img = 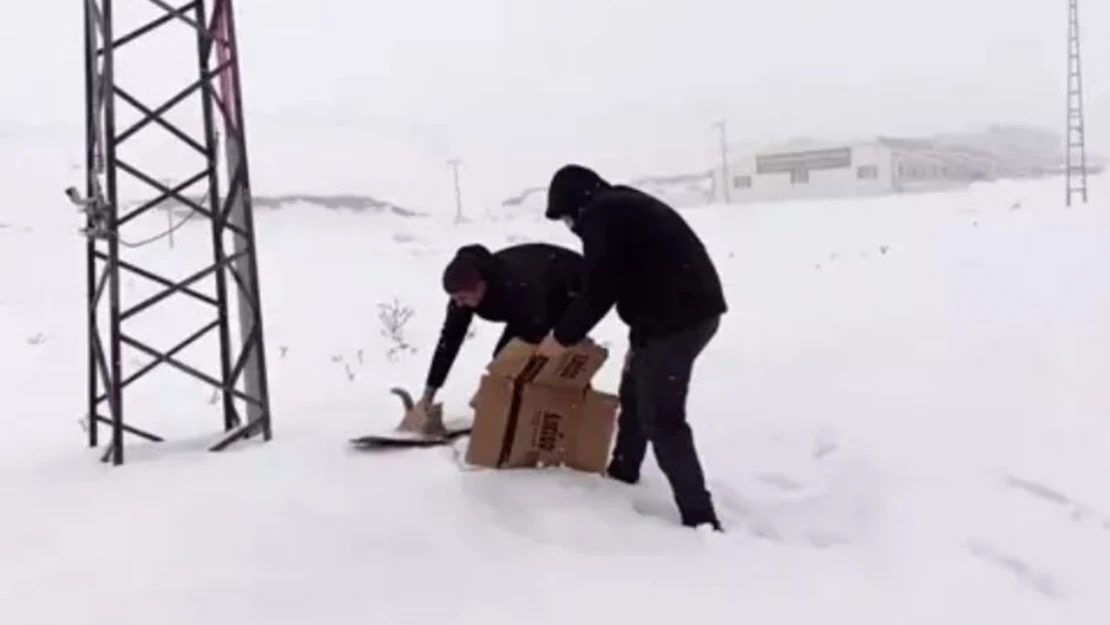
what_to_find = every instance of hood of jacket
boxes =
[544,164,611,229]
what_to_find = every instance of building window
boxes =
[733,175,752,189]
[790,169,809,184]
[756,147,852,174]
[857,165,878,179]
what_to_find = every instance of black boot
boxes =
[681,509,724,532]
[605,457,640,485]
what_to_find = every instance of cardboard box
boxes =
[464,338,619,473]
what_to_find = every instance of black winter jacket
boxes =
[550,184,727,348]
[425,243,583,390]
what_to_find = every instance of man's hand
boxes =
[419,386,437,410]
[536,333,568,359]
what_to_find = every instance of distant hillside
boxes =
[130,193,426,219]
[628,171,714,208]
[926,124,1106,177]
[492,170,713,221]
[252,194,425,217]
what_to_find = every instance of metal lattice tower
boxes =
[1066,0,1089,206]
[71,0,272,465]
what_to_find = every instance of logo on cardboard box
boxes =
[558,354,588,379]
[534,411,563,452]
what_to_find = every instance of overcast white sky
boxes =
[3,0,1109,210]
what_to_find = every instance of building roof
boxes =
[755,135,882,154]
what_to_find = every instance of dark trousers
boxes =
[610,316,720,527]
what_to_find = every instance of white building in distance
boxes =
[712,137,989,204]
[710,125,1086,204]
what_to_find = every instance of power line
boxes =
[119,206,199,249]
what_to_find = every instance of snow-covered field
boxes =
[3,130,1110,624]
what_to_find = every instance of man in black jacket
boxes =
[536,164,727,531]
[417,242,584,411]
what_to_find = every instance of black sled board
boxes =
[349,418,472,449]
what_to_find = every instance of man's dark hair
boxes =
[441,254,483,294]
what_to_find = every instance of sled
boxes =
[349,387,472,449]
[348,419,473,448]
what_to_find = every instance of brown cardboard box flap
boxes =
[464,377,516,467]
[486,338,609,389]
[532,341,608,390]
[563,390,619,473]
[485,339,544,379]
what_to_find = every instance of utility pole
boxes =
[1065,0,1088,206]
[712,120,730,204]
[447,159,463,223]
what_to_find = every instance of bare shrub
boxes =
[377,297,416,362]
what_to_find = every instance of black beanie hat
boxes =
[545,164,608,221]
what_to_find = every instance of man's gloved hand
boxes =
[419,386,437,408]
[536,333,568,359]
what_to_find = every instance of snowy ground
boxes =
[3,137,1110,624]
